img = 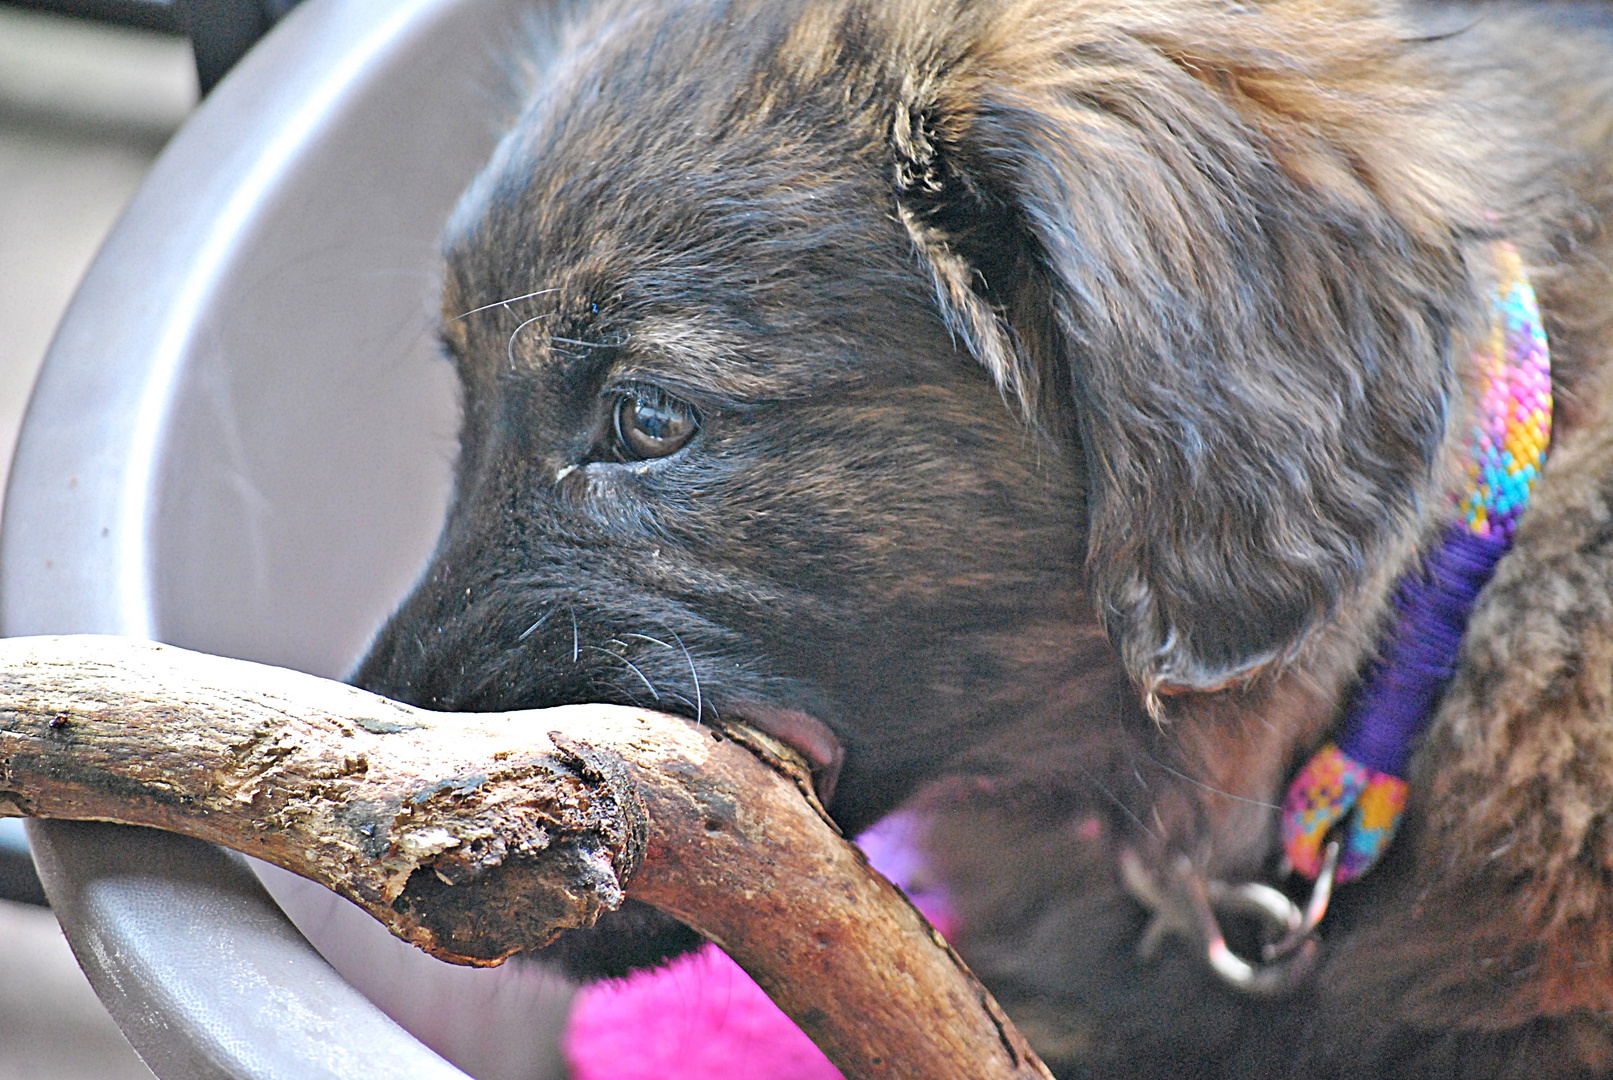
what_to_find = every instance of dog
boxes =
[352,1,1613,1075]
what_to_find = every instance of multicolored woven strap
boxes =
[1282,243,1551,884]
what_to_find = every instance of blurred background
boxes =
[0,7,579,1078]
[0,5,194,1076]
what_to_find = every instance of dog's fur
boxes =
[353,1,1613,1075]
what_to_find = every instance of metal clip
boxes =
[1262,839,1339,964]
[1121,841,1339,997]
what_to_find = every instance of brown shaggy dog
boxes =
[353,1,1613,1075]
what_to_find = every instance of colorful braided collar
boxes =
[1282,242,1552,885]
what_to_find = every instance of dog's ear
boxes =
[894,7,1487,698]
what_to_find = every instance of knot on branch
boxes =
[386,735,649,964]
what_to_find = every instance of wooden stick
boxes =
[0,635,1052,1080]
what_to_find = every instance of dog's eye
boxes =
[614,387,700,460]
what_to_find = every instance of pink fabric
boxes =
[563,813,952,1080]
[564,944,844,1080]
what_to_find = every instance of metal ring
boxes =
[1121,846,1332,997]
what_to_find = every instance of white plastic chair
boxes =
[1,0,575,1075]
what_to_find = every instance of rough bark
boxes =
[0,634,1052,1080]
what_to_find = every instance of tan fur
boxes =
[364,1,1613,1074]
[910,1,1613,1072]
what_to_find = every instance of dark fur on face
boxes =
[354,1,1613,1075]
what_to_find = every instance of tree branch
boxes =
[0,635,1052,1080]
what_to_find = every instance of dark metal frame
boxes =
[0,0,301,92]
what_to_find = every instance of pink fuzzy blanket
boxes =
[563,813,954,1080]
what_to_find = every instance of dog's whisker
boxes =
[453,286,561,321]
[1054,742,1162,842]
[581,644,662,701]
[664,692,698,715]
[507,313,555,371]
[618,658,660,700]
[516,610,554,643]
[1079,767,1159,842]
[602,680,639,702]
[666,629,703,723]
[570,608,579,664]
[1138,754,1279,810]
[619,632,674,651]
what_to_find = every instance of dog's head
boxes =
[354,0,1496,995]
